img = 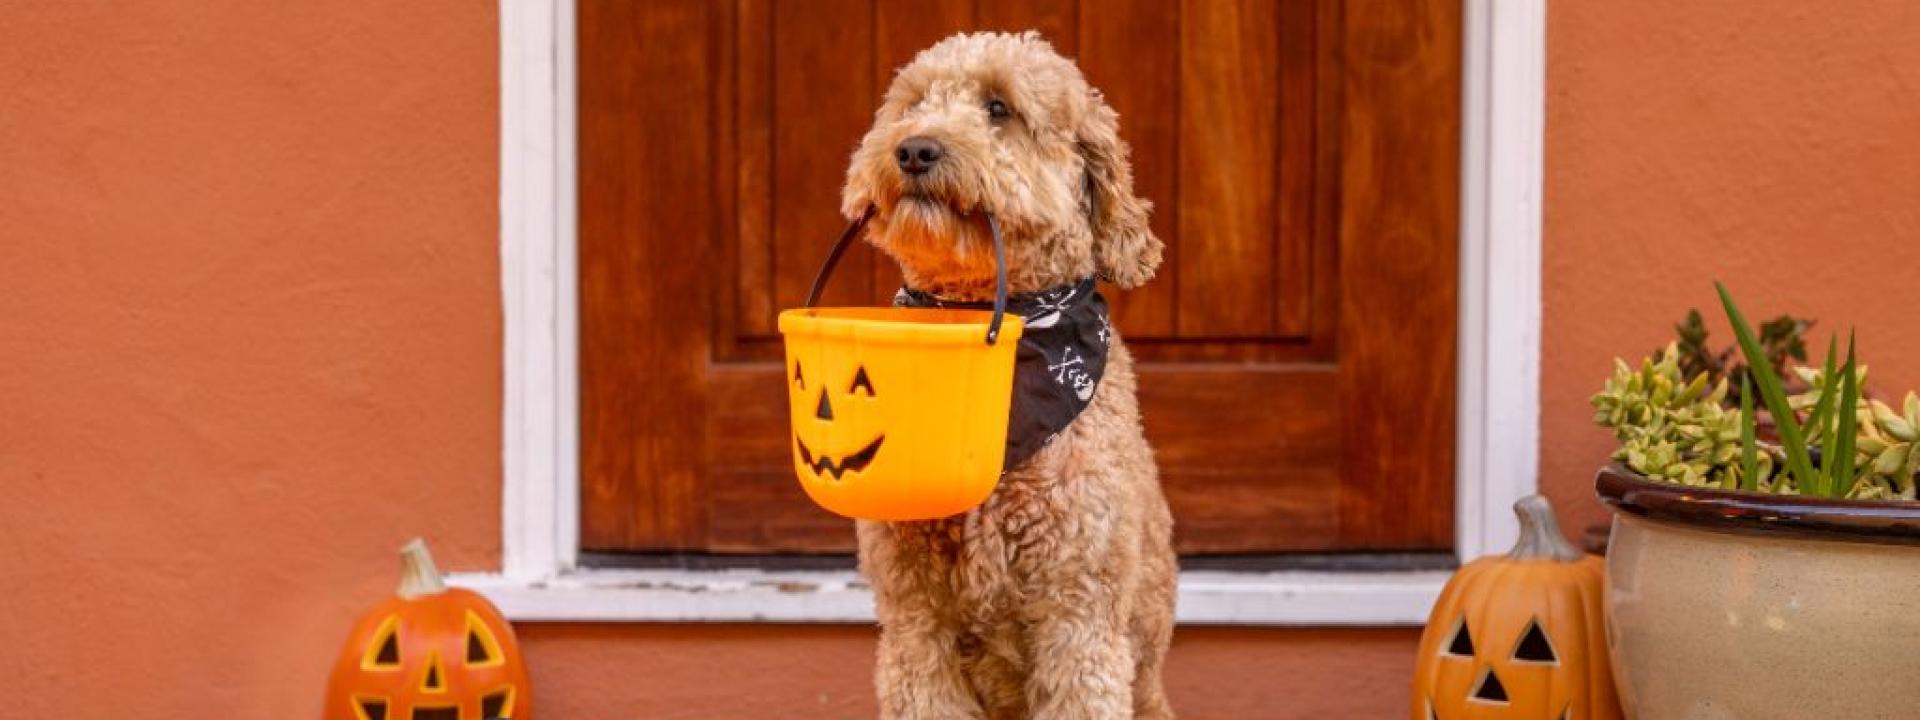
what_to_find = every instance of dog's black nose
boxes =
[895,136,944,176]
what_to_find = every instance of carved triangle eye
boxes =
[849,366,875,396]
[1443,618,1475,658]
[1512,618,1558,664]
[481,687,515,718]
[466,611,505,667]
[361,616,402,670]
[1470,666,1510,705]
[467,628,492,663]
[420,652,445,695]
[793,362,805,389]
[373,632,399,666]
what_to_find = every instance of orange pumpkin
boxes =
[1410,496,1619,720]
[326,539,531,720]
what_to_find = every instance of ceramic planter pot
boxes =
[1596,464,1920,719]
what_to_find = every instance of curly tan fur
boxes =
[842,31,1176,720]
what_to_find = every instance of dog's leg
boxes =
[1130,654,1175,720]
[1012,499,1138,720]
[1018,580,1136,719]
[874,626,988,720]
[861,520,988,720]
[1127,584,1176,720]
[1129,510,1178,720]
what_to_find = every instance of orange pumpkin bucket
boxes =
[777,208,1023,521]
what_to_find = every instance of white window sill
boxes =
[449,568,1448,625]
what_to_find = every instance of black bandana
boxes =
[895,278,1110,471]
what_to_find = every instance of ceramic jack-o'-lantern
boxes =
[326,539,531,720]
[1410,495,1620,720]
[778,208,1024,520]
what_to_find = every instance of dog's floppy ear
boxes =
[1077,94,1163,289]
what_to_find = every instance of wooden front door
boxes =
[579,0,1459,556]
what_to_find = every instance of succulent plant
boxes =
[1791,365,1920,500]
[1860,394,1920,499]
[1597,285,1919,503]
[1666,308,1813,404]
[1592,343,1773,490]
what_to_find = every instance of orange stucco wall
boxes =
[1,2,1417,718]
[3,0,505,717]
[1540,0,1920,535]
[8,0,1919,718]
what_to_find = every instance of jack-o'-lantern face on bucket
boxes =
[790,359,886,479]
[778,306,1023,521]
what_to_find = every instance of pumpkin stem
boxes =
[1506,495,1585,562]
[396,537,448,598]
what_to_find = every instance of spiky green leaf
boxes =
[1835,331,1860,498]
[1816,338,1842,494]
[1740,374,1759,492]
[1716,281,1819,496]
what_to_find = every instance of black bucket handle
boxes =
[803,205,1010,345]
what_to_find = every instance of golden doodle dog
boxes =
[841,31,1177,719]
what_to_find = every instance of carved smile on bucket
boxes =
[795,435,884,479]
[791,360,885,479]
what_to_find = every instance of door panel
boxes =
[1176,0,1281,339]
[580,0,1459,554]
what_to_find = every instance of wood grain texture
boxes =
[1308,0,1345,360]
[1176,0,1279,338]
[770,0,877,314]
[1081,0,1178,337]
[578,0,716,550]
[1335,0,1461,549]
[1141,367,1343,552]
[875,0,980,100]
[707,367,858,551]
[1275,0,1318,337]
[976,0,1078,54]
[733,0,774,339]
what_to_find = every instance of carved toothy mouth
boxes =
[795,435,884,479]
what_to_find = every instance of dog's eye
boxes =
[985,99,1011,122]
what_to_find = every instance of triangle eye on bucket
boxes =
[849,366,875,396]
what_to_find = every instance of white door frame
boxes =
[464,0,1546,624]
